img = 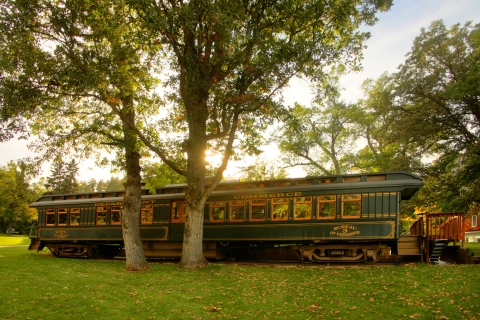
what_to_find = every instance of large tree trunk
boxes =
[121,108,149,271]
[179,102,209,268]
[179,175,209,269]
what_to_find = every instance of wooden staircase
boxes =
[429,239,449,263]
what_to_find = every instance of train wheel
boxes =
[362,248,382,264]
[363,256,381,264]
[87,247,100,259]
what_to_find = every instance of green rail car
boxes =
[28,171,423,262]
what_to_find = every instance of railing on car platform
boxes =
[410,212,465,263]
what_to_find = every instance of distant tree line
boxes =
[43,158,186,195]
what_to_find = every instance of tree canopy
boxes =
[393,20,480,211]
[353,72,424,173]
[275,68,360,175]
[0,0,164,270]
[271,20,479,215]
[0,161,41,234]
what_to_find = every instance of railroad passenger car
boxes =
[28,171,423,262]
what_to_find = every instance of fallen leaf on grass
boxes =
[207,306,221,312]
[307,304,318,312]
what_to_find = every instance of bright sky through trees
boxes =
[1,0,479,181]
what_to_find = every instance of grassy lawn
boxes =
[0,247,479,320]
[465,242,480,257]
[0,234,30,246]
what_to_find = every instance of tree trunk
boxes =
[179,187,209,268]
[179,107,209,268]
[179,145,210,268]
[121,108,149,271]
[6,221,12,236]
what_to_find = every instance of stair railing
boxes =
[411,212,465,263]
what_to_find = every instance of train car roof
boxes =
[30,171,423,207]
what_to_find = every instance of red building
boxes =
[465,204,480,242]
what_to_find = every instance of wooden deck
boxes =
[409,212,465,263]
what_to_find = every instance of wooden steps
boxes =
[429,239,449,263]
[397,235,422,255]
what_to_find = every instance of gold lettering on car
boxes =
[330,225,360,237]
[94,200,155,207]
[234,192,302,199]
[54,230,69,239]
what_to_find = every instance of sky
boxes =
[1,0,479,181]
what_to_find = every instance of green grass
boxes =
[0,247,479,319]
[0,234,30,246]
[466,242,480,257]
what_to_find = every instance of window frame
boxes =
[57,208,68,225]
[171,201,185,223]
[140,204,153,224]
[110,206,121,224]
[473,215,478,228]
[318,195,336,219]
[294,196,312,220]
[46,209,56,226]
[250,199,267,221]
[341,194,362,219]
[229,200,246,222]
[210,201,226,222]
[272,198,289,221]
[70,208,81,225]
[96,206,108,225]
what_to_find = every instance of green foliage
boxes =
[1,248,480,319]
[353,72,425,173]
[75,163,185,194]
[126,0,392,180]
[0,162,41,233]
[78,178,99,193]
[275,69,360,175]
[104,177,126,192]
[77,176,127,193]
[141,162,186,192]
[44,157,79,195]
[236,159,288,181]
[393,20,480,211]
[0,0,161,169]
